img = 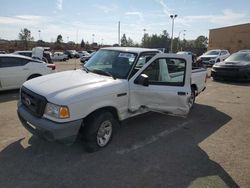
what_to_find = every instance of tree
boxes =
[80,39,85,48]
[18,28,34,49]
[121,34,128,47]
[56,34,63,44]
[127,37,134,47]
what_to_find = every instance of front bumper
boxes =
[17,104,82,143]
[211,68,250,81]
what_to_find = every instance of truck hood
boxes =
[23,70,122,104]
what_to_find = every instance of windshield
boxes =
[225,52,250,62]
[84,50,137,79]
[205,50,220,55]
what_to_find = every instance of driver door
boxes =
[129,53,192,116]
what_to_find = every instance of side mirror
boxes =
[134,74,149,86]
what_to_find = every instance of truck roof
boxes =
[101,47,160,54]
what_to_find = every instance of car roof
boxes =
[101,47,160,54]
[0,54,43,62]
[14,51,32,53]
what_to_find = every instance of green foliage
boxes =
[56,34,63,44]
[121,34,128,47]
[141,30,171,52]
[18,28,34,49]
[80,39,85,48]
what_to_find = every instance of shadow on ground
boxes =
[0,104,239,188]
[0,89,19,103]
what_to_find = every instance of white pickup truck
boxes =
[17,47,207,152]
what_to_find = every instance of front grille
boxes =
[21,87,47,117]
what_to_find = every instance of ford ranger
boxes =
[17,47,207,152]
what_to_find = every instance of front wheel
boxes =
[82,110,118,152]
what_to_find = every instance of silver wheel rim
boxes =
[97,120,112,147]
[189,91,195,107]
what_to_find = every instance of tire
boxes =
[189,87,196,108]
[82,110,118,152]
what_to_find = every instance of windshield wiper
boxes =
[82,66,90,73]
[92,69,116,80]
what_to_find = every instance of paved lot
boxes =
[0,59,249,188]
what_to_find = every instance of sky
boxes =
[0,0,249,45]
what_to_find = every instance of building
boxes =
[208,23,250,53]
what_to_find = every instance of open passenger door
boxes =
[128,53,192,116]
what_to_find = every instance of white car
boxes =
[17,47,207,152]
[0,54,56,91]
[77,51,90,57]
[198,49,230,66]
[51,52,68,61]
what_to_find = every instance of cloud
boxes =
[158,0,172,16]
[56,0,63,11]
[94,4,117,13]
[178,9,247,26]
[0,15,47,26]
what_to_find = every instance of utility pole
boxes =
[170,14,178,53]
[118,21,120,46]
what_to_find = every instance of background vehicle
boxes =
[64,50,78,58]
[177,51,197,64]
[17,47,206,152]
[211,51,250,81]
[0,54,55,91]
[51,52,68,61]
[80,52,96,64]
[13,48,53,64]
[198,49,230,66]
[77,51,90,57]
[0,51,7,54]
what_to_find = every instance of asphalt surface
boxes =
[0,59,249,188]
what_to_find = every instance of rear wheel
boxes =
[82,110,118,152]
[189,87,196,108]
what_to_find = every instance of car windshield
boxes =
[205,50,220,55]
[84,50,137,79]
[225,52,250,62]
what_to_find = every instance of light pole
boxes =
[92,34,95,44]
[177,30,186,51]
[38,30,41,41]
[170,14,177,53]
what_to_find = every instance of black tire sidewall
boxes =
[83,110,117,152]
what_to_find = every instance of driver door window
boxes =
[143,58,186,86]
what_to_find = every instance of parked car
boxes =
[64,50,78,58]
[51,52,68,61]
[80,52,96,63]
[0,51,6,54]
[177,51,197,63]
[17,47,206,152]
[13,48,53,64]
[198,49,230,66]
[0,54,56,91]
[77,51,90,57]
[211,51,250,81]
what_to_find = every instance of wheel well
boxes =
[27,74,42,80]
[191,84,198,95]
[85,107,120,122]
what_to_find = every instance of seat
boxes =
[112,57,130,78]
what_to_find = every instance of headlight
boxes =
[45,102,70,119]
